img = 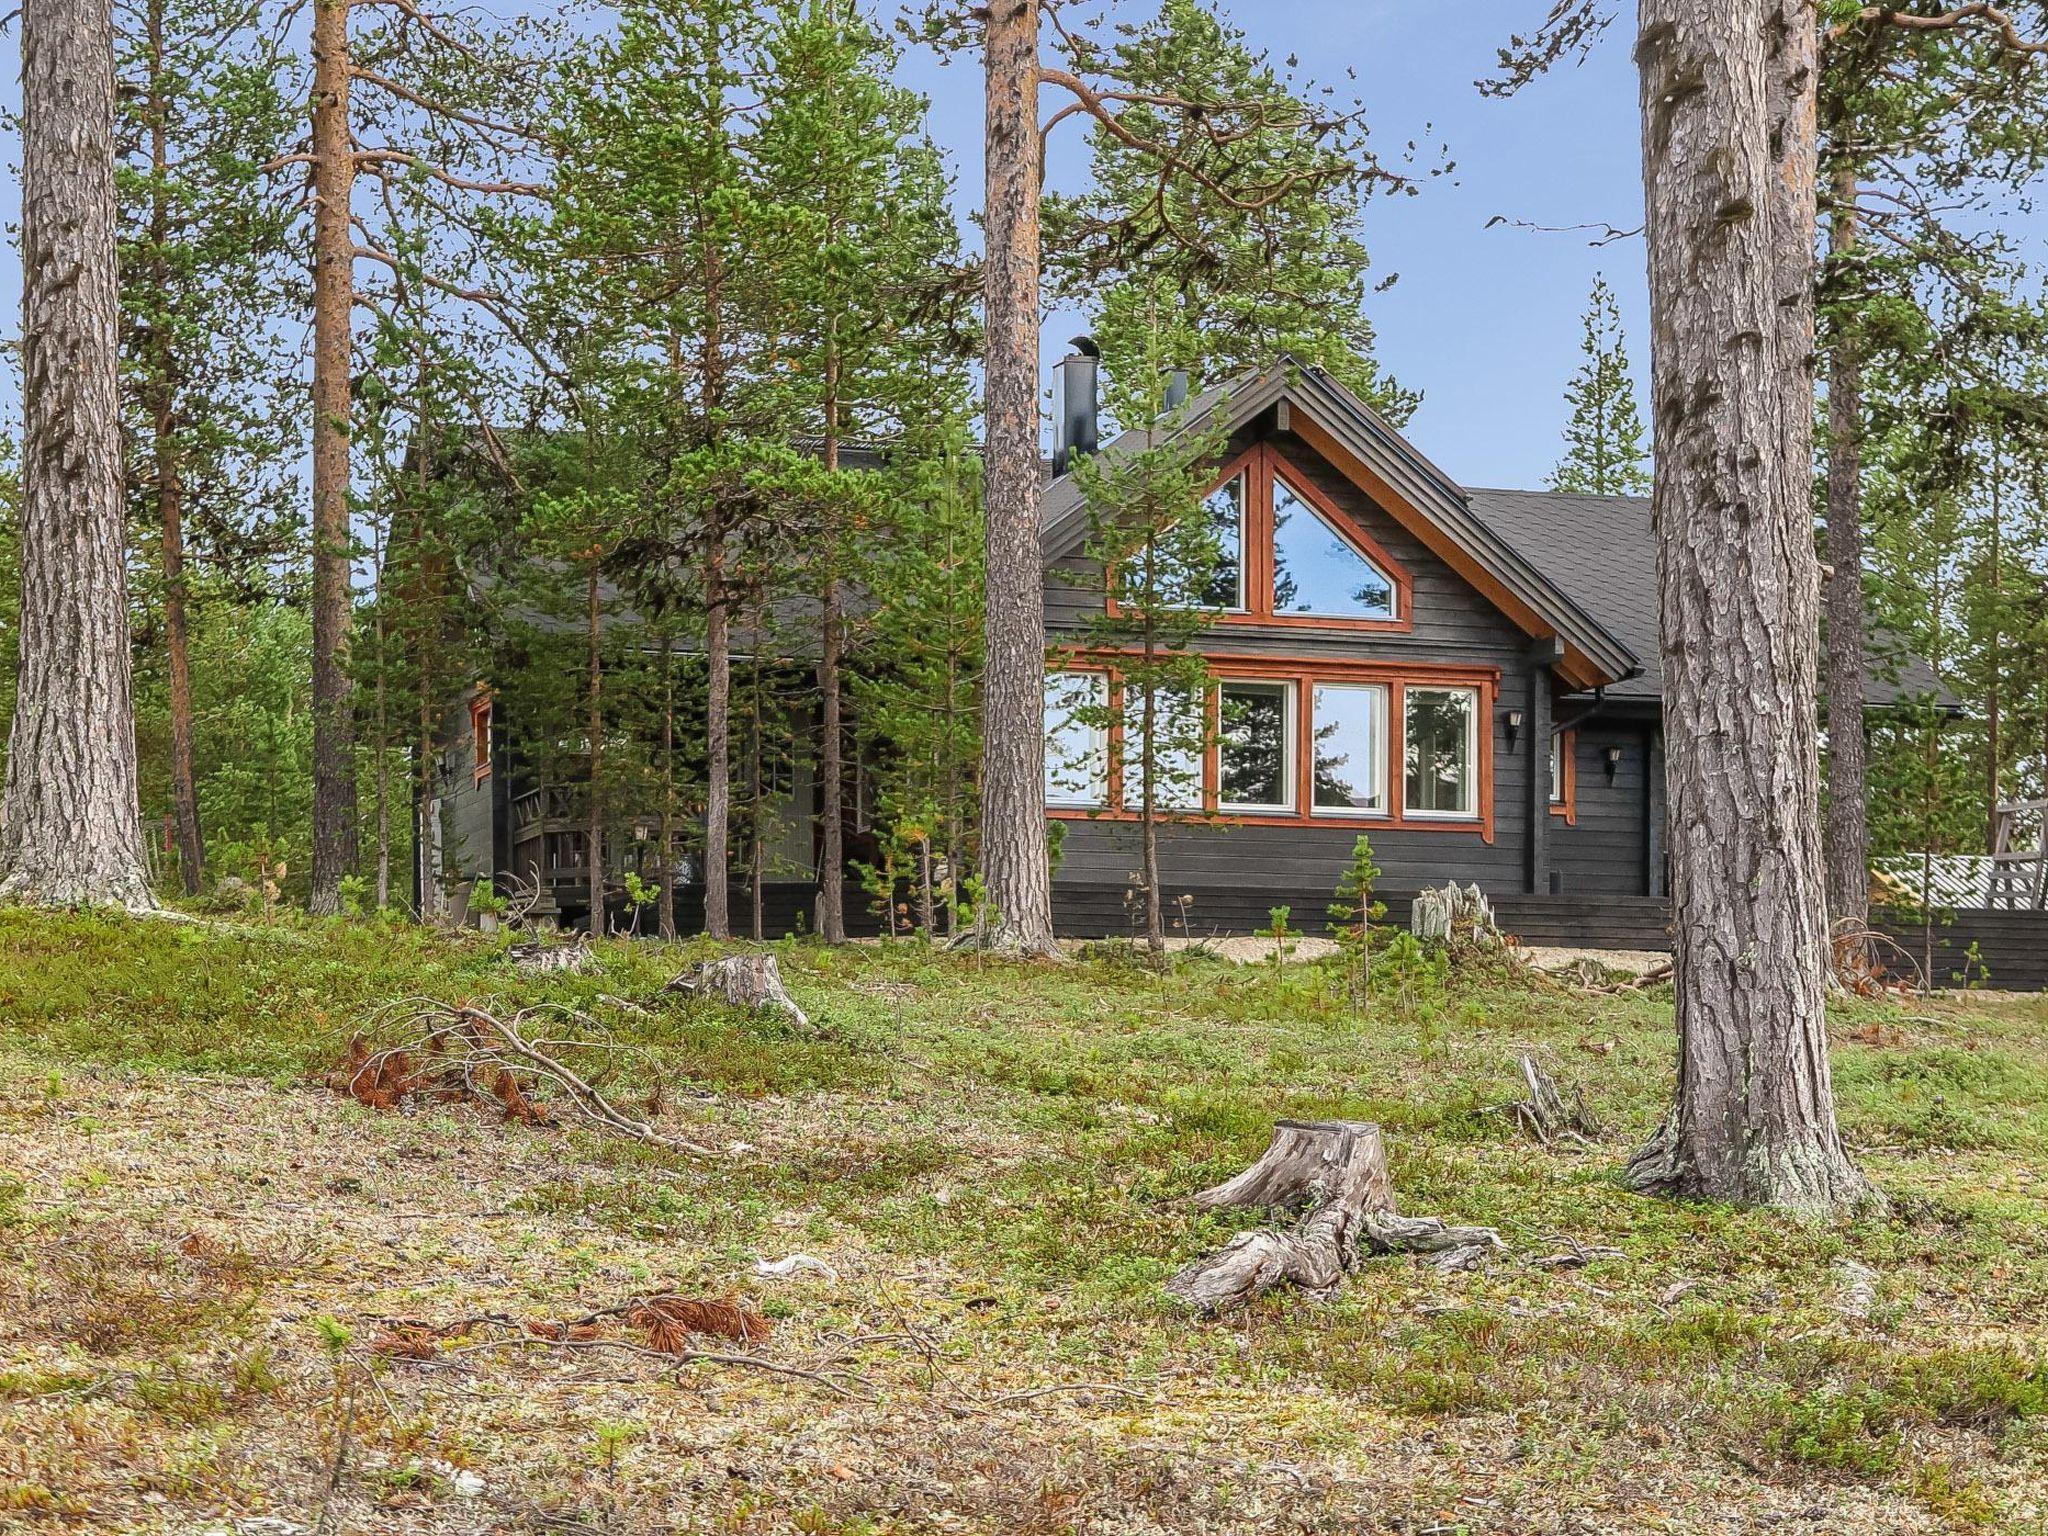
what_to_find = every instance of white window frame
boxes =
[1118,680,1206,813]
[1217,678,1297,814]
[1402,685,1481,821]
[1044,669,1110,809]
[1270,469,1399,622]
[1549,731,1566,805]
[1309,682,1389,817]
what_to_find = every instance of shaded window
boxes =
[1120,682,1206,811]
[1312,683,1388,815]
[1219,681,1293,811]
[1271,475,1397,619]
[1201,474,1246,610]
[1405,686,1478,817]
[470,690,493,785]
[1550,732,1566,803]
[1044,671,1109,808]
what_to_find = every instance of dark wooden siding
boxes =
[1551,721,1654,898]
[1044,426,1545,908]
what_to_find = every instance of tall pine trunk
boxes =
[145,0,204,897]
[704,516,732,940]
[307,0,358,914]
[1625,0,1870,1214]
[815,331,847,943]
[1822,161,1871,930]
[586,563,604,935]
[976,0,1058,954]
[2,0,155,908]
[658,636,677,941]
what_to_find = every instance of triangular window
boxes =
[1271,473,1398,620]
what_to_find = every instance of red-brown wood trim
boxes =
[1100,442,1416,634]
[470,685,494,786]
[1045,650,1497,840]
[1550,725,1578,825]
[1284,413,1604,688]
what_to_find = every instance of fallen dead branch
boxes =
[327,1000,712,1155]
[366,1296,876,1398]
[1165,1119,1501,1315]
[668,954,810,1030]
[505,932,594,973]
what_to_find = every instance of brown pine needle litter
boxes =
[323,998,714,1154]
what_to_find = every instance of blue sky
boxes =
[894,0,1656,490]
[12,3,2038,494]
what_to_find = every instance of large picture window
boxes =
[1312,683,1387,815]
[1219,680,1294,811]
[1044,670,1109,808]
[1120,682,1206,811]
[1271,475,1397,620]
[1405,686,1479,818]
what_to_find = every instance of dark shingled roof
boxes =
[1464,486,1953,708]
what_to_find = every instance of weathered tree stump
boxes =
[667,955,809,1030]
[506,934,593,973]
[1166,1120,1500,1315]
[1410,883,1499,948]
[1504,1051,1600,1148]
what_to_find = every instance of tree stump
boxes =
[1504,1051,1600,1147]
[1165,1120,1500,1315]
[1410,883,1499,948]
[667,955,809,1030]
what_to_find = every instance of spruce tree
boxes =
[1546,275,1650,497]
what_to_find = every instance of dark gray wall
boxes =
[1551,720,1655,898]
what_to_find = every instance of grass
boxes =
[2,909,2047,1532]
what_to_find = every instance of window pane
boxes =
[1220,681,1292,809]
[1201,475,1245,610]
[1405,687,1476,816]
[1550,733,1564,802]
[1045,671,1108,807]
[1121,682,1205,811]
[1271,476,1397,619]
[1312,684,1386,814]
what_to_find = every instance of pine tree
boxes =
[117,0,299,896]
[1068,293,1227,967]
[1546,275,1650,497]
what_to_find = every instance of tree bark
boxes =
[975,0,1059,955]
[145,0,204,897]
[658,636,677,941]
[1626,0,1871,1214]
[1822,160,1872,931]
[307,0,358,914]
[815,323,847,944]
[586,563,604,936]
[704,519,732,940]
[1,0,156,909]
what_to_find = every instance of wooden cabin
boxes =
[423,353,1946,951]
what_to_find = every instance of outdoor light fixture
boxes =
[1503,709,1524,749]
[1604,744,1623,784]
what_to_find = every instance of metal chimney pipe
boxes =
[1054,337,1100,475]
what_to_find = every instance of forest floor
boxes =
[2,913,2047,1535]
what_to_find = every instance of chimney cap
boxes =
[1068,334,1100,359]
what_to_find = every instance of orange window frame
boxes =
[1550,726,1578,824]
[1050,650,1496,843]
[1104,442,1416,634]
[470,687,494,786]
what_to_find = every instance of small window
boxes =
[1271,474,1397,620]
[1219,680,1294,811]
[1120,681,1206,811]
[1201,474,1246,611]
[470,690,493,785]
[1044,670,1109,808]
[1311,683,1388,815]
[1405,686,1478,818]
[1550,732,1565,803]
